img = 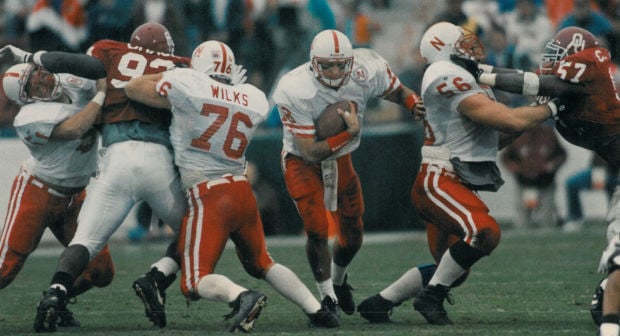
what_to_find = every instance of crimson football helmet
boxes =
[2,63,62,105]
[191,40,235,83]
[540,26,599,72]
[130,22,175,54]
[420,21,485,64]
[310,29,354,88]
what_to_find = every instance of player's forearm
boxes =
[37,51,107,79]
[52,92,105,140]
[480,71,582,97]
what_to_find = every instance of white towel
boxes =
[321,160,338,211]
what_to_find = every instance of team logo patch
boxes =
[351,65,368,82]
[65,76,84,86]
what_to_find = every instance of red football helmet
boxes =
[130,22,175,54]
[540,26,599,72]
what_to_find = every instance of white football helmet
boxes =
[310,29,354,88]
[420,21,485,64]
[191,40,235,83]
[2,63,62,105]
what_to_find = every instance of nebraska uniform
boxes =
[274,47,399,247]
[0,73,113,291]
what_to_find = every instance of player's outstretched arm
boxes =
[125,73,171,109]
[52,78,107,140]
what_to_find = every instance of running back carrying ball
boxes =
[315,101,354,140]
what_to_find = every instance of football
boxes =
[315,101,353,140]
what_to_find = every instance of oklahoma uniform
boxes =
[0,73,113,290]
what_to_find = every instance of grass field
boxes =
[0,224,608,336]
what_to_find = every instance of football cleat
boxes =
[307,296,341,328]
[333,275,355,315]
[224,290,267,332]
[357,294,396,323]
[133,271,167,328]
[34,287,66,333]
[413,284,454,325]
[590,277,607,326]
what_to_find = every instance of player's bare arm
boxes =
[52,78,107,140]
[125,74,171,109]
[384,85,425,120]
[458,93,553,133]
[295,103,359,165]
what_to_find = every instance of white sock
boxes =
[380,267,423,303]
[197,274,246,303]
[331,261,348,286]
[316,279,336,301]
[151,257,179,276]
[600,323,620,336]
[265,264,321,314]
[50,284,67,294]
[428,250,466,287]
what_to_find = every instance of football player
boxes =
[358,21,558,326]
[272,29,425,317]
[125,40,341,331]
[465,26,620,335]
[0,64,114,330]
[0,22,189,332]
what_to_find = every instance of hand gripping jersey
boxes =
[273,48,401,159]
[86,39,190,126]
[421,60,499,163]
[551,47,620,156]
[156,68,269,187]
[13,73,98,187]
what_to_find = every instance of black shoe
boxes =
[307,297,341,328]
[57,296,81,328]
[357,294,396,323]
[333,275,355,315]
[224,290,267,332]
[133,271,167,328]
[34,287,65,333]
[413,285,453,325]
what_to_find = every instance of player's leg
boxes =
[0,173,50,289]
[283,154,337,303]
[332,154,363,315]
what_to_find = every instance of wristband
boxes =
[405,93,420,111]
[326,131,352,153]
[32,51,47,66]
[479,73,496,86]
[546,100,558,119]
[91,91,106,106]
[522,72,540,95]
[478,64,494,73]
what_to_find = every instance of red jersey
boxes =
[86,40,190,125]
[552,47,620,164]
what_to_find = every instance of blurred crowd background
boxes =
[1,0,619,236]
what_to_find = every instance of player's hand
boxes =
[230,64,247,85]
[546,97,567,120]
[598,247,613,273]
[412,98,426,121]
[338,102,360,137]
[450,55,482,81]
[0,45,32,65]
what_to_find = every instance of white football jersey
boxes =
[13,73,98,187]
[157,68,269,180]
[273,48,401,158]
[421,61,499,162]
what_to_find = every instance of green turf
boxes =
[0,224,607,335]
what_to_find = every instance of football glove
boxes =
[230,64,247,85]
[546,97,567,120]
[0,45,32,64]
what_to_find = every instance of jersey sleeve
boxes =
[425,61,486,111]
[354,49,402,98]
[156,69,194,108]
